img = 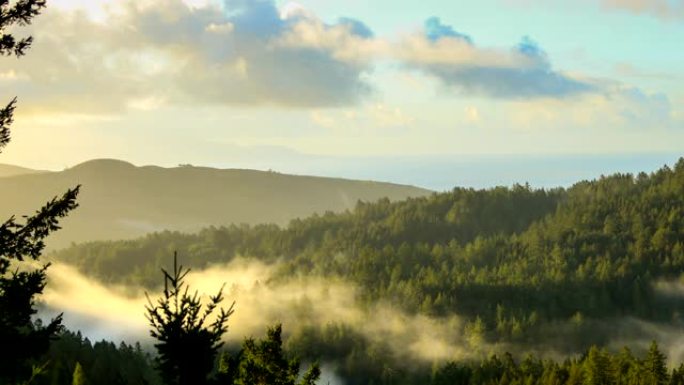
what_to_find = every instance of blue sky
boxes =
[0,0,682,187]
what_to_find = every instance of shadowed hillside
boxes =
[0,159,430,248]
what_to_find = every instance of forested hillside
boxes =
[51,159,684,375]
[26,331,684,385]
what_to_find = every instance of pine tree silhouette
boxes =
[145,252,234,385]
[0,1,80,383]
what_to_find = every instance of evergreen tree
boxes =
[465,316,486,350]
[217,324,320,385]
[583,346,613,385]
[0,1,80,383]
[431,362,471,385]
[644,341,669,385]
[71,362,87,385]
[145,252,234,385]
[670,364,684,385]
[612,347,636,385]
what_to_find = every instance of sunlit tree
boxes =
[71,362,87,385]
[644,341,669,385]
[217,324,320,385]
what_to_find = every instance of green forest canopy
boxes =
[35,158,684,385]
[52,159,684,349]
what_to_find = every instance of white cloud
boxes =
[205,21,235,34]
[504,86,675,132]
[309,104,414,133]
[368,104,415,128]
[395,24,595,99]
[396,34,534,69]
[0,0,376,112]
[0,0,676,142]
[275,18,385,64]
[600,0,684,20]
[465,106,481,124]
[510,0,684,21]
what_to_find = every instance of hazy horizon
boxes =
[4,151,681,191]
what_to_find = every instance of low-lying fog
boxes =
[37,259,684,368]
[40,259,467,363]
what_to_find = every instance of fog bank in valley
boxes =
[38,260,684,368]
[40,259,468,363]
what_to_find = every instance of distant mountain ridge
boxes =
[0,163,46,178]
[0,159,431,249]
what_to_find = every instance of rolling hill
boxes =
[0,159,431,248]
[0,163,45,178]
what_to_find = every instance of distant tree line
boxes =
[23,329,684,385]
[429,342,683,385]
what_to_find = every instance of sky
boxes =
[0,0,683,188]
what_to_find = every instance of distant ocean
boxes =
[275,153,683,191]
